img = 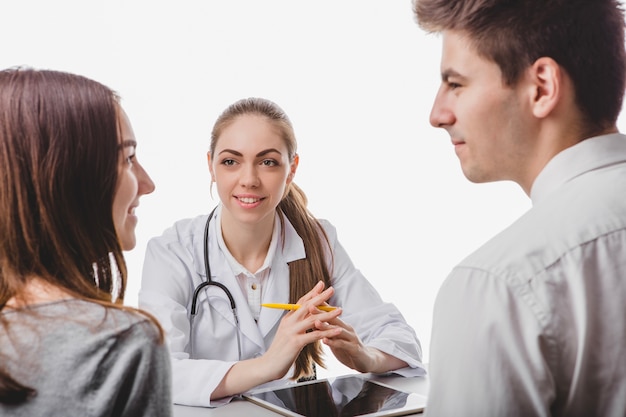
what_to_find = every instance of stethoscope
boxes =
[189,207,242,360]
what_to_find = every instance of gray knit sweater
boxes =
[0,299,172,416]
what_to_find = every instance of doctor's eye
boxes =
[261,159,279,167]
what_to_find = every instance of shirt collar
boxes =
[216,210,282,276]
[530,133,626,205]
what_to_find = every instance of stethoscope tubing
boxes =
[189,207,242,360]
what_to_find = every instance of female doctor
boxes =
[139,97,425,407]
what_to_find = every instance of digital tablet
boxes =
[242,374,427,417]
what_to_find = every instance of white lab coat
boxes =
[139,206,425,407]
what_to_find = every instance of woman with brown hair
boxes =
[0,67,172,416]
[139,97,425,407]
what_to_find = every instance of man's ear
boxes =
[528,57,562,119]
[207,151,216,182]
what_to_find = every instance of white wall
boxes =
[3,0,624,366]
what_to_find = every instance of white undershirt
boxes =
[216,217,280,322]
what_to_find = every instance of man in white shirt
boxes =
[412,0,626,415]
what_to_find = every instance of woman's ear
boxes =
[207,151,216,182]
[287,154,299,184]
[528,57,561,119]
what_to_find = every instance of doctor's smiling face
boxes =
[208,112,298,227]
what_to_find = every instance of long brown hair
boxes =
[0,67,160,404]
[210,97,333,380]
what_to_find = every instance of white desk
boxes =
[173,374,429,416]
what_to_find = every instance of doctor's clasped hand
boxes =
[258,282,342,381]
[212,281,344,400]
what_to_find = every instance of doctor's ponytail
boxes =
[210,97,334,380]
[279,182,333,381]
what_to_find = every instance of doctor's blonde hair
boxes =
[210,97,333,380]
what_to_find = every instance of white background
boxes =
[3,0,624,369]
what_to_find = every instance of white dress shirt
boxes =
[426,134,626,417]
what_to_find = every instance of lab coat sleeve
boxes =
[138,221,236,408]
[321,220,426,377]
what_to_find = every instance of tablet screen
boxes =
[243,374,426,417]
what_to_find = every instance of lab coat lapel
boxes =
[258,216,307,337]
[258,262,290,336]
[216,265,264,351]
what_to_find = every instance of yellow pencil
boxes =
[261,303,338,312]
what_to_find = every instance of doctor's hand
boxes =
[319,316,409,374]
[263,281,343,380]
[212,282,342,400]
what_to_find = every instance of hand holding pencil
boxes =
[262,303,338,312]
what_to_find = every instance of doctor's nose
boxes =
[239,165,260,188]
